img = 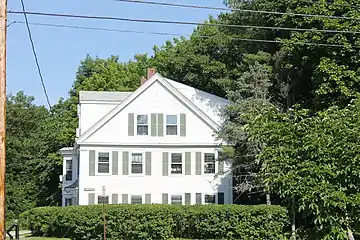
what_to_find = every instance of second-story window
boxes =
[171,153,182,174]
[166,115,177,135]
[66,159,72,181]
[131,153,143,174]
[204,153,216,174]
[98,152,110,174]
[137,115,148,135]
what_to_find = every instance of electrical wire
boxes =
[19,1,52,109]
[7,10,360,35]
[9,21,360,49]
[114,0,360,21]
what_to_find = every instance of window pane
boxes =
[98,196,109,204]
[66,170,72,181]
[65,198,72,206]
[98,152,109,162]
[137,125,148,135]
[132,153,143,164]
[137,115,148,124]
[204,153,215,174]
[98,163,109,173]
[166,126,177,135]
[171,195,182,205]
[66,160,72,170]
[131,164,143,174]
[166,115,177,125]
[131,195,142,204]
[205,195,215,204]
[171,153,182,163]
[171,164,182,174]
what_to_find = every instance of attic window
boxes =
[166,115,177,135]
[137,115,148,135]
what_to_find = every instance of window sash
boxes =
[205,194,216,204]
[98,196,109,204]
[98,152,110,174]
[166,115,178,135]
[171,195,182,205]
[171,153,182,174]
[131,153,143,174]
[131,195,142,204]
[204,153,216,174]
[137,115,149,135]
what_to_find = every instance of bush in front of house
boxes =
[20,204,288,240]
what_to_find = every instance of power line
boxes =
[114,0,360,21]
[19,0,52,109]
[9,21,360,49]
[7,10,360,35]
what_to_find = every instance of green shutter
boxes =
[88,193,95,205]
[112,194,118,204]
[162,152,169,176]
[145,194,151,204]
[180,113,186,137]
[145,152,151,176]
[195,152,202,175]
[185,193,191,205]
[195,193,202,204]
[162,193,168,204]
[112,151,118,175]
[122,194,128,204]
[151,113,157,136]
[218,160,224,175]
[185,152,191,175]
[157,113,164,137]
[123,152,129,175]
[218,192,225,204]
[89,150,95,176]
[128,113,134,136]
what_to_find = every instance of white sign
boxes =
[84,188,95,192]
[102,185,106,196]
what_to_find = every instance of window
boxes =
[171,153,182,174]
[137,115,148,135]
[171,195,182,205]
[98,195,109,204]
[98,152,110,173]
[131,195,142,204]
[66,159,72,181]
[131,153,143,174]
[205,194,216,204]
[65,198,72,206]
[166,115,177,135]
[204,153,216,174]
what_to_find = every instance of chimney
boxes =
[147,68,156,80]
[140,76,147,85]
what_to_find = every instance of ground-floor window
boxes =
[65,198,72,206]
[131,195,142,204]
[171,195,182,205]
[205,194,216,204]
[98,195,109,204]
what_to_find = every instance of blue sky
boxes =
[7,0,225,106]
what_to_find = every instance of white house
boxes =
[60,69,232,206]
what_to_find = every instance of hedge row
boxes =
[20,204,288,240]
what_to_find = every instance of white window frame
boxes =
[65,158,73,181]
[136,114,149,136]
[97,195,109,204]
[95,151,112,175]
[165,114,179,136]
[170,194,183,205]
[204,194,217,205]
[130,152,145,176]
[203,152,216,175]
[130,194,143,204]
[170,152,184,176]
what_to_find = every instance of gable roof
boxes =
[76,73,227,144]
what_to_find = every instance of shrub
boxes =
[20,204,288,240]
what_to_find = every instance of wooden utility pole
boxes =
[0,0,6,239]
